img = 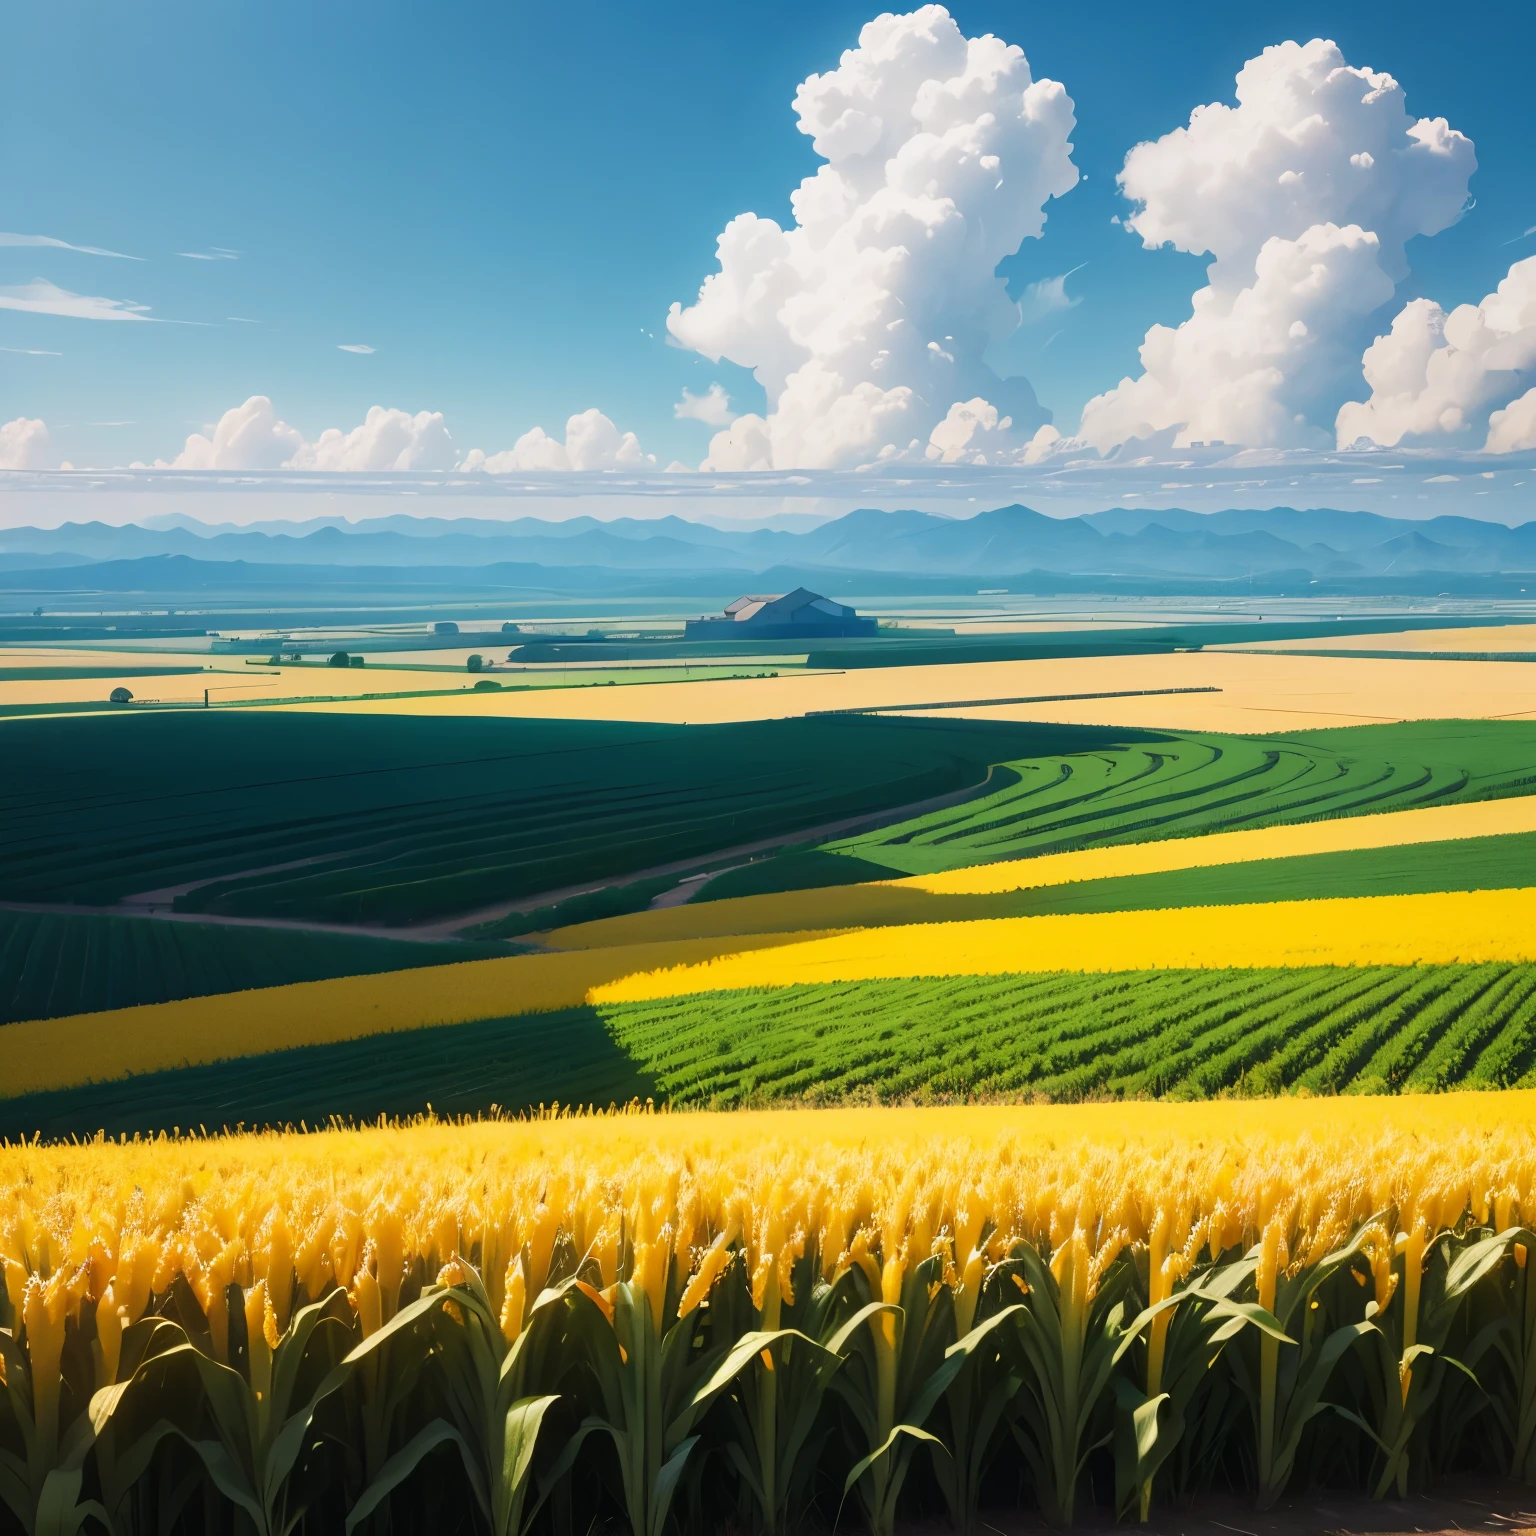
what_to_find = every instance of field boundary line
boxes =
[806,685,1221,716]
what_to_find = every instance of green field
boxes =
[0,711,1059,924]
[9,961,1536,1138]
[711,718,1536,888]
[0,909,514,1024]
[598,966,1536,1105]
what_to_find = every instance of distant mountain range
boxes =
[3,505,1536,596]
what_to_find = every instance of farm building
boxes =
[684,587,877,641]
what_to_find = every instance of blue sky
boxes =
[2,0,1534,477]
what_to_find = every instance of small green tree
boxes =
[328,651,352,668]
[467,654,484,673]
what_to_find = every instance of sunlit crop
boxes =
[4,1101,1536,1529]
[592,887,1536,1004]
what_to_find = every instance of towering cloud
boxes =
[0,417,55,470]
[1336,256,1536,450]
[1079,39,1474,450]
[667,4,1078,469]
[168,397,454,471]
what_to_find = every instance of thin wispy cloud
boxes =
[0,231,140,260]
[177,248,239,261]
[88,420,136,427]
[1503,224,1536,245]
[0,345,63,355]
[227,316,260,324]
[337,343,375,353]
[0,278,155,321]
[1018,264,1086,323]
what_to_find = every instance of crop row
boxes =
[599,963,1536,1107]
[829,720,1536,877]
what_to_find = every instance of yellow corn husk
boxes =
[1,1094,1533,1419]
[500,1256,528,1345]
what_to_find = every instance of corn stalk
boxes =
[341,1269,561,1536]
[558,1278,780,1536]
[1339,1226,1518,1498]
[834,1253,969,1536]
[86,1285,357,1536]
[1004,1235,1131,1524]
[705,1253,850,1536]
[1226,1225,1376,1508]
[1109,1256,1288,1521]
[1484,1226,1536,1481]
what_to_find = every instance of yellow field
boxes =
[12,640,1536,730]
[269,648,1536,730]
[0,649,524,711]
[6,1099,1529,1525]
[544,793,1536,950]
[7,1093,1531,1198]
[0,930,821,1099]
[590,887,1536,1004]
[1230,622,1536,654]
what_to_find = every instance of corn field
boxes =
[4,1102,1536,1534]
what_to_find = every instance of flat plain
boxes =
[268,647,1536,729]
[11,612,1536,1133]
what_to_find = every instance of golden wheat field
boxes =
[0,654,524,711]
[268,646,1536,730]
[1230,622,1536,653]
[591,886,1536,1003]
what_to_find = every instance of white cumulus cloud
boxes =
[0,417,55,470]
[1335,256,1536,450]
[674,383,736,427]
[667,4,1078,469]
[1487,388,1536,453]
[167,397,454,471]
[171,397,304,470]
[0,277,156,322]
[458,409,653,472]
[923,399,1068,464]
[289,406,454,471]
[1079,38,1474,450]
